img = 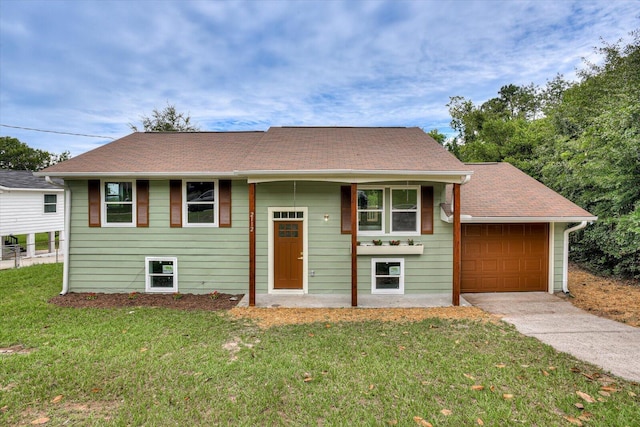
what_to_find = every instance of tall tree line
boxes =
[447,31,639,279]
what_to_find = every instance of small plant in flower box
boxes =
[389,240,400,246]
[372,239,383,246]
[407,239,414,246]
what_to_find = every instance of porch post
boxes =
[452,183,461,306]
[351,183,358,307]
[249,183,256,307]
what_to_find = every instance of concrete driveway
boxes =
[464,292,640,383]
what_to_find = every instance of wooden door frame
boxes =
[267,206,308,294]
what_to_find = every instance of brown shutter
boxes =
[219,180,232,227]
[341,185,352,234]
[136,180,149,227]
[169,180,182,228]
[421,186,434,234]
[88,179,101,227]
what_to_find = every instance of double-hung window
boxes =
[44,194,57,213]
[357,188,384,234]
[103,181,135,226]
[145,257,178,292]
[184,181,217,226]
[390,187,420,234]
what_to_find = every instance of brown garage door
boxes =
[461,223,548,292]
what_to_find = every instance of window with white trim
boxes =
[103,181,135,226]
[184,181,218,226]
[145,257,178,292]
[371,258,404,294]
[390,187,419,233]
[357,188,384,233]
[44,194,57,213]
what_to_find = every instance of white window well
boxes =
[145,257,178,292]
[184,180,218,226]
[371,258,404,294]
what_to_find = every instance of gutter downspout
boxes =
[46,177,71,295]
[562,221,588,294]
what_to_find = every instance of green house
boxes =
[37,127,596,306]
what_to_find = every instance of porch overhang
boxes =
[243,170,472,184]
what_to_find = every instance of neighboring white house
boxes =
[0,170,64,259]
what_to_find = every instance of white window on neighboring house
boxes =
[184,181,218,226]
[357,188,384,234]
[102,181,136,226]
[371,258,404,294]
[145,257,178,292]
[390,187,420,234]
[44,194,57,213]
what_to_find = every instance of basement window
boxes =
[371,258,404,295]
[145,257,178,292]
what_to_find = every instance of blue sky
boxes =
[1,0,638,157]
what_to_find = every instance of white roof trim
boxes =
[0,185,64,192]
[440,210,597,224]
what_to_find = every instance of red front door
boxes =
[274,221,303,289]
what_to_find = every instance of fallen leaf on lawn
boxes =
[477,418,484,425]
[628,391,636,397]
[548,366,556,371]
[412,416,432,427]
[91,388,101,393]
[303,377,313,382]
[581,373,594,381]
[541,370,549,376]
[30,418,50,425]
[495,363,506,368]
[421,381,428,385]
[369,384,375,390]
[398,345,406,351]
[440,409,452,416]
[571,367,581,373]
[455,340,460,344]
[521,364,530,368]
[597,397,605,402]
[308,333,314,337]
[574,402,584,410]
[463,373,475,380]
[51,395,63,404]
[503,394,514,400]
[429,324,438,329]
[1,405,8,413]
[600,386,617,393]
[576,391,595,403]
[563,416,583,426]
[578,412,593,421]
[471,385,484,391]
[325,324,331,328]
[387,420,398,426]
[598,390,610,397]
[140,347,148,352]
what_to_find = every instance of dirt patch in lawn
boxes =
[568,263,640,327]
[228,306,495,328]
[49,292,243,311]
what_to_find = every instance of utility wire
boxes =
[1,124,115,139]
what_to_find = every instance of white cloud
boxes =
[0,0,638,155]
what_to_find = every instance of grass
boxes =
[1,265,639,426]
[11,232,59,252]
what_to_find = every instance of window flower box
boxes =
[357,244,423,255]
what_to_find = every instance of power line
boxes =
[1,124,116,139]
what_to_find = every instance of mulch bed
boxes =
[49,292,243,311]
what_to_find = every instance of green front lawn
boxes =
[1,264,638,426]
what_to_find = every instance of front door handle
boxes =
[297,252,304,260]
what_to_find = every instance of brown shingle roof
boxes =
[40,132,265,175]
[39,127,470,177]
[445,163,596,220]
[238,127,467,172]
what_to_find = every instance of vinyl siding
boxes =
[66,179,453,294]
[552,223,567,292]
[0,190,64,235]
[67,180,248,293]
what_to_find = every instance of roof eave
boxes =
[245,169,473,184]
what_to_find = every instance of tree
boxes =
[426,129,447,145]
[129,103,200,132]
[0,136,70,171]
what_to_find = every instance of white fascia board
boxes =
[245,170,473,184]
[0,186,64,192]
[34,171,238,179]
[440,213,598,223]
